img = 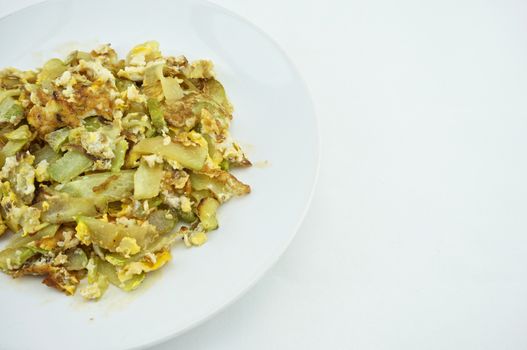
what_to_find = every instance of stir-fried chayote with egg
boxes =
[0,42,250,299]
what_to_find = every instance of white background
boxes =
[2,0,527,349]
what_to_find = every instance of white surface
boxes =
[1,0,527,349]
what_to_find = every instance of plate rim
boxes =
[0,0,320,348]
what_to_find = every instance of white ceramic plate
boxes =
[0,0,318,349]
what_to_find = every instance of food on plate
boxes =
[0,41,250,299]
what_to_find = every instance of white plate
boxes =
[0,0,318,349]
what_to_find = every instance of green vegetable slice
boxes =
[5,125,31,140]
[58,170,134,201]
[197,197,219,231]
[148,209,177,234]
[37,58,67,87]
[48,150,93,183]
[0,96,23,124]
[65,248,88,271]
[6,224,59,249]
[111,139,129,172]
[33,144,60,164]
[202,78,233,115]
[129,136,207,170]
[82,117,104,132]
[44,127,70,152]
[40,194,105,223]
[147,98,167,131]
[97,258,145,291]
[134,161,163,200]
[0,247,35,271]
[177,209,197,223]
[105,230,180,267]
[143,63,183,103]
[190,171,250,203]
[80,257,109,300]
[76,216,158,253]
[0,142,25,167]
[0,89,21,104]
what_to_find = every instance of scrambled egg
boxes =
[115,237,141,257]
[189,231,207,246]
[75,221,91,245]
[78,59,115,84]
[180,196,192,213]
[125,85,147,104]
[80,130,115,159]
[0,41,251,300]
[35,160,50,182]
